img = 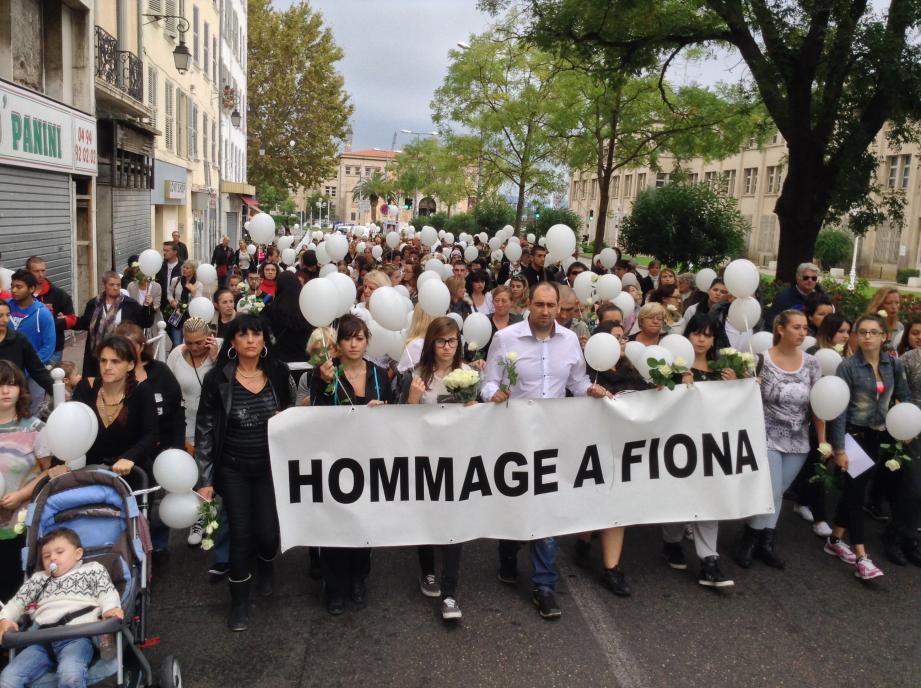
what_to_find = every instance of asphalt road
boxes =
[141,505,920,688]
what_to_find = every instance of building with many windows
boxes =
[568,130,921,279]
[0,0,98,306]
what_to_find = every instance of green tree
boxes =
[444,213,480,235]
[527,207,583,238]
[432,28,567,232]
[813,228,853,269]
[352,171,391,224]
[256,183,290,214]
[473,197,516,236]
[618,180,749,271]
[248,0,352,192]
[388,138,474,216]
[484,0,921,282]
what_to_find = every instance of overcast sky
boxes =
[274,0,493,151]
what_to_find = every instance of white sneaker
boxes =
[793,505,815,523]
[441,597,462,620]
[187,519,204,546]
[812,520,833,537]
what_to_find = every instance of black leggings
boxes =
[216,465,280,581]
[417,544,462,598]
[321,547,371,598]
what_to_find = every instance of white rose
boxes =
[506,352,519,363]
[468,341,479,352]
[659,365,673,376]
[878,310,888,318]
[673,356,686,368]
[16,509,27,524]
[201,539,214,551]
[721,347,738,356]
[885,458,901,472]
[834,343,844,354]
[209,520,219,531]
[13,523,25,535]
[666,304,678,312]
[741,352,755,363]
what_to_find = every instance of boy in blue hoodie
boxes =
[9,269,55,364]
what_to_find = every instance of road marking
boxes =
[559,558,647,688]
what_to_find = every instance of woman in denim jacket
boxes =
[827,314,912,580]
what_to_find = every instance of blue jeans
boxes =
[499,537,559,592]
[748,449,808,530]
[48,350,63,365]
[0,637,93,688]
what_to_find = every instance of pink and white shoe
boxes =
[824,538,858,564]
[855,556,884,580]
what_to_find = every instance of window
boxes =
[175,90,187,158]
[887,155,900,189]
[704,171,718,188]
[721,170,737,195]
[624,175,633,198]
[636,173,646,193]
[147,66,158,129]
[758,215,777,253]
[212,37,218,82]
[165,0,178,38]
[202,113,208,162]
[580,179,586,200]
[688,173,699,185]
[325,186,337,197]
[345,166,351,175]
[766,165,783,194]
[192,5,200,65]
[189,102,198,160]
[901,154,911,190]
[611,176,619,198]
[164,82,174,151]
[743,167,758,195]
[365,166,372,176]
[590,178,596,200]
[211,120,216,166]
[203,23,209,78]
[655,172,669,188]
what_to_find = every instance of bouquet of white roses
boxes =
[647,356,689,390]
[236,293,265,314]
[197,498,221,551]
[443,368,481,403]
[709,347,755,378]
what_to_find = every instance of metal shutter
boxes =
[0,166,72,292]
[112,187,152,271]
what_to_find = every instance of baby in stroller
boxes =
[0,527,123,688]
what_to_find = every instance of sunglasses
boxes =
[799,275,818,282]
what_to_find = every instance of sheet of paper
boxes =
[845,434,876,478]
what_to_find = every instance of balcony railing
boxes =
[95,25,144,104]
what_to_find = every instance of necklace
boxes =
[236,368,263,379]
[99,390,125,407]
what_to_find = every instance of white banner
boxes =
[268,380,774,549]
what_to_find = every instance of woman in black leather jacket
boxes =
[194,313,295,632]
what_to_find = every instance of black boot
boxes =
[308,547,322,580]
[228,577,250,631]
[733,525,758,569]
[257,556,275,597]
[754,528,785,569]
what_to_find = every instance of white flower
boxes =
[443,368,480,390]
[878,310,888,318]
[204,525,214,535]
[584,298,593,306]
[885,458,901,472]
[506,352,519,363]
[818,442,832,457]
[16,509,26,524]
[659,365,673,376]
[741,352,755,363]
[131,261,140,268]
[13,523,25,535]
[209,520,219,531]
[673,356,687,368]
[468,341,479,352]
[834,343,845,354]
[720,347,738,356]
[666,304,678,312]
[590,273,599,283]
[201,538,214,551]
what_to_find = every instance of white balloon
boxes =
[277,236,294,251]
[439,262,453,280]
[463,312,493,351]
[196,263,217,286]
[45,402,98,462]
[355,242,366,254]
[249,213,276,244]
[501,225,514,236]
[562,257,577,272]
[315,242,330,265]
[326,272,357,315]
[749,331,774,354]
[286,266,297,273]
[538,237,547,247]
[299,278,339,327]
[886,403,921,441]
[478,232,488,243]
[810,376,851,421]
[508,236,520,245]
[814,348,843,376]
[526,233,536,243]
[138,249,163,277]
[727,297,761,331]
[188,297,214,322]
[371,245,383,261]
[420,226,438,247]
[438,230,446,239]
[595,274,622,301]
[369,286,406,331]
[386,232,400,249]
[625,341,646,367]
[613,291,636,316]
[425,258,443,273]
[444,232,455,245]
[394,284,410,299]
[244,221,251,231]
[546,224,576,258]
[326,233,348,262]
[319,263,338,278]
[491,250,503,263]
[446,312,464,329]
[659,334,695,366]
[724,259,760,299]
[464,246,479,262]
[635,344,674,381]
[246,244,258,257]
[488,237,502,251]
[573,270,596,303]
[505,242,522,263]
[153,448,199,493]
[695,268,718,292]
[599,247,618,269]
[584,333,621,371]
[67,455,87,470]
[799,335,817,352]
[418,280,450,316]
[417,270,441,288]
[282,248,296,265]
[366,320,390,360]
[305,243,317,253]
[158,491,201,529]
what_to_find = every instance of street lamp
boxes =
[230,109,241,128]
[143,14,192,73]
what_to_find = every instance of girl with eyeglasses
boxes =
[826,314,913,580]
[400,317,473,620]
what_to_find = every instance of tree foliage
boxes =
[527,207,583,238]
[473,197,516,236]
[618,180,749,271]
[248,0,352,192]
[813,228,853,269]
[388,138,473,215]
[352,171,391,223]
[482,0,921,282]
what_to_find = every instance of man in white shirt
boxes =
[482,282,607,620]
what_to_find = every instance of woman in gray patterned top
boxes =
[734,310,822,571]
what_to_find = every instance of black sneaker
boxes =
[864,503,890,521]
[325,594,345,616]
[663,541,687,570]
[903,539,921,567]
[599,567,632,596]
[698,556,734,588]
[497,562,518,585]
[532,589,561,620]
[350,579,367,607]
[208,562,230,584]
[573,539,592,569]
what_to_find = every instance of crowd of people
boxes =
[0,224,920,672]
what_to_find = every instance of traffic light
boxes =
[404,198,413,210]
[534,207,541,220]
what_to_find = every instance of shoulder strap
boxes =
[756,353,765,377]
[38,605,98,629]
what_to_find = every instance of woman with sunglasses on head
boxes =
[866,287,904,352]
[310,314,391,616]
[195,314,296,630]
[827,314,916,579]
[400,317,473,620]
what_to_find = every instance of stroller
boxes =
[1,466,181,687]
